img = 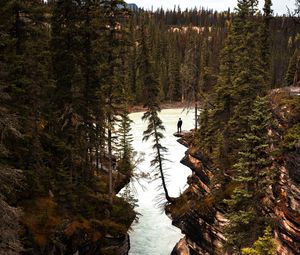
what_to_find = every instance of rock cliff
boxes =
[169,88,300,255]
[270,88,300,255]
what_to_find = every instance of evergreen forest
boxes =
[0,0,300,254]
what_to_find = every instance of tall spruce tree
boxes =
[167,38,181,102]
[203,0,268,170]
[140,23,172,203]
[50,0,87,206]
[79,0,102,179]
[100,0,130,204]
[229,0,267,139]
[203,23,236,168]
[225,96,273,251]
[116,86,134,176]
[127,16,138,101]
[261,0,273,87]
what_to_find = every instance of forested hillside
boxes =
[0,1,135,254]
[0,0,299,254]
[127,5,299,104]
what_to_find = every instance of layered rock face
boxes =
[275,162,300,255]
[168,144,229,255]
[270,88,300,255]
[170,88,300,255]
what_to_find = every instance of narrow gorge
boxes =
[1,0,299,254]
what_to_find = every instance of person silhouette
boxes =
[177,118,182,133]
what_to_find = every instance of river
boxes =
[127,108,195,255]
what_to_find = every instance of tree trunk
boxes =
[293,49,300,87]
[195,102,198,130]
[154,125,172,203]
[108,126,113,205]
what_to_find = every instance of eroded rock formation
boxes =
[170,88,300,255]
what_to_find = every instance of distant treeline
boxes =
[127,7,300,104]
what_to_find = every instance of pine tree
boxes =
[79,0,102,179]
[203,23,235,168]
[0,0,50,194]
[100,0,130,204]
[202,0,268,170]
[229,0,268,139]
[242,226,276,255]
[261,0,273,86]
[49,0,82,204]
[225,96,273,251]
[136,22,151,103]
[140,23,172,203]
[116,90,134,176]
[167,40,181,102]
[142,108,172,203]
[285,47,300,86]
[285,49,297,86]
[127,17,138,101]
[199,33,215,93]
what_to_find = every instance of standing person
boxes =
[177,118,182,133]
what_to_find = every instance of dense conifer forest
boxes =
[0,0,300,254]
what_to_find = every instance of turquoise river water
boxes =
[126,108,195,255]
